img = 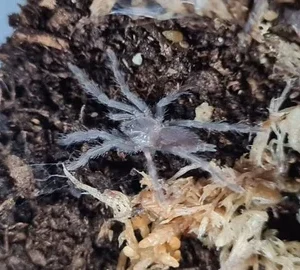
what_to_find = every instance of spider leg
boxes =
[143,149,165,201]
[169,151,244,193]
[68,63,141,116]
[58,129,116,146]
[169,163,200,180]
[67,139,137,171]
[155,92,189,119]
[169,120,261,134]
[106,49,151,116]
[107,113,136,121]
[193,142,217,153]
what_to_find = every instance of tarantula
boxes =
[60,49,259,198]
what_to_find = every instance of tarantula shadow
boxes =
[59,49,259,199]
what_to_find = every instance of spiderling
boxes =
[59,49,260,199]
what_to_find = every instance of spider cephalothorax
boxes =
[60,49,259,198]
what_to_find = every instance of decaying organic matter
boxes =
[116,165,295,270]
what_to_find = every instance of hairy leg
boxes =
[106,49,151,116]
[58,129,116,146]
[68,63,141,116]
[169,163,201,180]
[143,149,165,201]
[170,151,244,193]
[193,142,216,152]
[108,113,136,121]
[67,140,137,171]
[169,119,261,134]
[155,92,188,119]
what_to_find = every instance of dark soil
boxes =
[0,0,299,269]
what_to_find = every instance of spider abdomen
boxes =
[156,126,201,152]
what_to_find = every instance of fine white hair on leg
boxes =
[169,163,201,181]
[170,120,261,134]
[143,149,165,201]
[68,63,141,115]
[67,140,137,171]
[169,142,216,153]
[194,142,217,153]
[106,49,151,116]
[172,151,244,193]
[155,92,188,119]
[108,113,135,121]
[58,129,115,146]
[67,142,117,171]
